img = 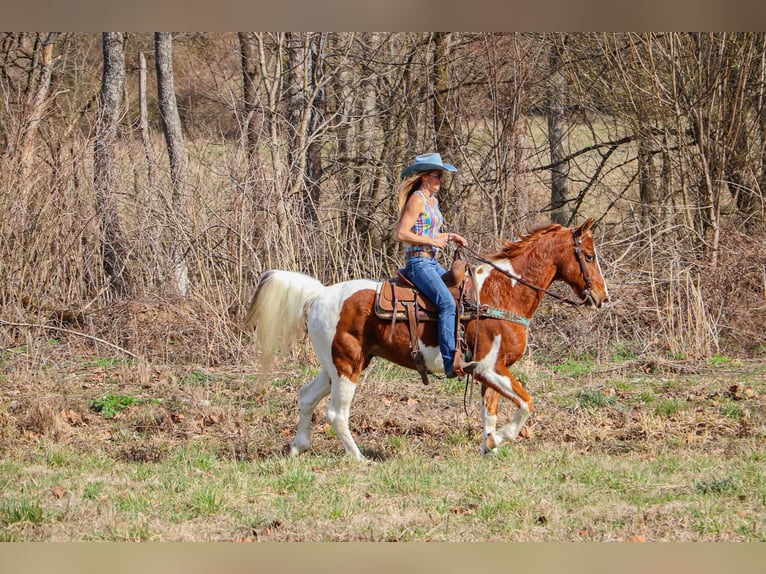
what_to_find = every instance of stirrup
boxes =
[454,361,478,376]
[443,361,478,379]
[411,349,430,385]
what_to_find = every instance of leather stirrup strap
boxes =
[403,301,430,385]
[453,278,466,374]
[387,281,398,342]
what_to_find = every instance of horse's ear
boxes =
[578,218,594,235]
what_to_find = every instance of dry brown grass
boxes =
[0,334,763,541]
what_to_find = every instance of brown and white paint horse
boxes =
[244,219,609,460]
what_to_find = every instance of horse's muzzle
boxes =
[585,291,608,309]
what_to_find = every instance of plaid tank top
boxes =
[406,189,444,257]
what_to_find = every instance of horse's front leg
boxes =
[477,367,534,455]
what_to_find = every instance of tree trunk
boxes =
[238,32,259,165]
[638,124,658,228]
[138,51,163,284]
[94,32,131,299]
[547,34,570,226]
[155,32,190,296]
[304,33,325,223]
[285,33,325,224]
[17,32,57,182]
[432,32,460,218]
[252,33,290,249]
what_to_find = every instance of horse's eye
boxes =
[585,254,595,263]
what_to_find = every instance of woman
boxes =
[395,152,475,379]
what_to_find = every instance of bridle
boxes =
[458,228,594,308]
[571,227,595,306]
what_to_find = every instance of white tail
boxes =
[244,270,325,366]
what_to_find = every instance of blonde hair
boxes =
[396,173,426,215]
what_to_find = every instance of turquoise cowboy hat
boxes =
[400,152,457,179]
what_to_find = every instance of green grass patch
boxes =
[653,398,689,417]
[189,486,226,516]
[610,342,638,362]
[83,482,105,500]
[719,400,743,419]
[577,388,622,409]
[553,355,597,377]
[182,369,220,386]
[0,498,44,525]
[90,393,151,418]
[695,476,740,495]
[708,354,734,367]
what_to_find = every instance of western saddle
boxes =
[374,259,473,385]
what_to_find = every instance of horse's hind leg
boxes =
[326,375,364,461]
[481,386,500,455]
[289,368,331,456]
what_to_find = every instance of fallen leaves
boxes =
[61,409,87,426]
[728,384,757,401]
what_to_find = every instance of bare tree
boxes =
[432,32,461,217]
[16,33,58,183]
[286,32,325,223]
[547,33,570,226]
[250,33,291,253]
[94,32,131,298]
[155,32,190,295]
[238,32,259,166]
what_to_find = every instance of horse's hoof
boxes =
[286,443,305,457]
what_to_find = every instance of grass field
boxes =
[0,339,763,542]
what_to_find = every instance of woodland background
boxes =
[1,32,765,365]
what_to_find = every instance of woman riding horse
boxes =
[394,152,475,379]
[245,217,609,460]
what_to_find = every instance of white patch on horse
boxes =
[474,259,518,294]
[327,375,363,460]
[416,342,445,373]
[595,251,610,301]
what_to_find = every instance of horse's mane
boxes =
[491,224,564,259]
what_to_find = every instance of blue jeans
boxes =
[404,256,456,372]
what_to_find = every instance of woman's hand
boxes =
[446,232,468,247]
[433,232,467,249]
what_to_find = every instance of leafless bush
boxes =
[2,33,766,367]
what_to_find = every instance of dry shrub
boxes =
[14,396,72,441]
[699,224,766,355]
[89,293,246,365]
[0,405,16,442]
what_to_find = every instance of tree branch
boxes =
[529,134,638,173]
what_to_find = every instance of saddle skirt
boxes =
[374,260,472,322]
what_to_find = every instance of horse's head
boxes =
[561,218,610,308]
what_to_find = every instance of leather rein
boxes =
[457,227,594,309]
